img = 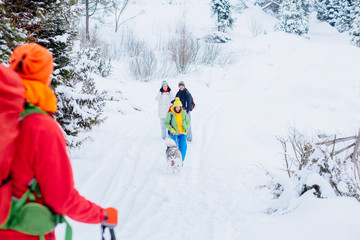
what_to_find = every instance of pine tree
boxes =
[316,0,340,25]
[316,0,329,20]
[0,1,26,62]
[55,48,106,146]
[275,0,309,37]
[327,0,340,26]
[211,0,234,32]
[350,8,360,47]
[335,0,355,32]
[3,0,106,146]
[301,0,314,17]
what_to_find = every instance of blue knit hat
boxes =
[162,80,168,86]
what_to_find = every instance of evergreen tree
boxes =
[350,8,360,47]
[316,0,340,25]
[327,0,340,26]
[0,1,26,62]
[254,0,269,7]
[301,0,314,17]
[3,0,106,146]
[211,0,234,32]
[275,0,309,37]
[335,0,355,32]
[315,0,329,20]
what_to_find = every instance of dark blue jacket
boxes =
[175,88,192,113]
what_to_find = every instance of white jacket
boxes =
[156,90,175,118]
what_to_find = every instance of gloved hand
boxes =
[170,128,177,135]
[102,207,118,227]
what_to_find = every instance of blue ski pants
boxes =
[171,134,187,162]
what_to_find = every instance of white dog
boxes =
[165,138,182,174]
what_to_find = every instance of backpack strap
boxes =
[21,101,48,119]
[54,215,73,240]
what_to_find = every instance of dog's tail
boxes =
[165,138,177,147]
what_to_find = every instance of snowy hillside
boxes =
[57,1,360,239]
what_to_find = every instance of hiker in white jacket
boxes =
[156,80,175,139]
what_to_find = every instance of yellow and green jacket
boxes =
[164,107,190,135]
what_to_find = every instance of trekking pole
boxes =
[101,225,117,240]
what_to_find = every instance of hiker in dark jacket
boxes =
[175,81,193,142]
[175,81,192,113]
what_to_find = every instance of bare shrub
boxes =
[267,127,360,211]
[199,42,221,65]
[277,128,315,173]
[168,23,200,74]
[248,16,264,38]
[217,49,234,66]
[126,38,146,57]
[129,49,157,82]
[117,28,145,57]
[107,28,146,60]
[155,56,178,79]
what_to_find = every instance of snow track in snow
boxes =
[60,5,360,240]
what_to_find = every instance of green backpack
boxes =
[0,103,72,240]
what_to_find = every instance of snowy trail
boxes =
[66,50,360,240]
[61,7,360,239]
[66,67,270,239]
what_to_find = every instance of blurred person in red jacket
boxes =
[0,43,118,240]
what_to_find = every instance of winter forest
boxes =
[1,0,360,239]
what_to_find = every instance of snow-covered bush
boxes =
[203,32,231,43]
[168,24,200,74]
[266,128,360,213]
[129,49,157,82]
[79,46,112,77]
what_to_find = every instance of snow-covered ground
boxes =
[58,1,360,239]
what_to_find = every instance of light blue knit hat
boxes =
[162,80,168,86]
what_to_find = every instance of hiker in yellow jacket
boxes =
[164,97,190,163]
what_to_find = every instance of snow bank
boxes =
[242,197,360,240]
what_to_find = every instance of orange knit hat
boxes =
[9,43,57,113]
[9,43,54,85]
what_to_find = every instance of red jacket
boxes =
[0,113,105,239]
